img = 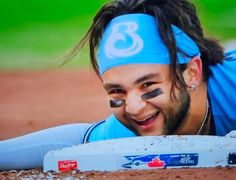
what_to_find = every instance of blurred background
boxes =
[0,0,235,70]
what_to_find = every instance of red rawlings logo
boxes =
[58,160,78,172]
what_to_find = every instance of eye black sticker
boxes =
[141,88,163,100]
[110,99,125,108]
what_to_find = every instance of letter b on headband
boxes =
[98,14,200,75]
[104,21,144,59]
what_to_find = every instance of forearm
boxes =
[0,123,91,170]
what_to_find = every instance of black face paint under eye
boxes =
[110,99,125,108]
[141,88,163,100]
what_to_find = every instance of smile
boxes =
[135,111,160,126]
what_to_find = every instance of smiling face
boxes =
[102,64,190,136]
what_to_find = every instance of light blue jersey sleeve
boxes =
[83,115,136,142]
[208,50,236,135]
[0,123,91,170]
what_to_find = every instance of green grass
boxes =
[0,19,91,70]
[194,0,236,40]
[0,0,235,70]
[0,0,106,70]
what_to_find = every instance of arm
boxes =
[0,123,91,170]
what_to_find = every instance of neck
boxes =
[176,82,208,135]
[197,99,210,135]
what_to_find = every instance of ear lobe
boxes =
[183,57,203,88]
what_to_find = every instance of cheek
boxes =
[110,107,130,127]
[109,107,122,115]
[147,91,171,107]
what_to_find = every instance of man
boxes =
[79,0,236,142]
[1,0,235,170]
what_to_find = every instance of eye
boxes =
[142,81,157,89]
[108,89,125,95]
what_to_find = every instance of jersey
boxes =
[208,50,236,135]
[84,50,236,142]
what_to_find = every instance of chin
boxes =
[138,130,162,136]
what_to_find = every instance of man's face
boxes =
[102,64,190,136]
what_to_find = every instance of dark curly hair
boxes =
[66,0,225,99]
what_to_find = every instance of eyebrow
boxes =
[134,73,161,84]
[103,73,161,90]
[103,84,123,91]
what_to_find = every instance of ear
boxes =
[182,57,203,89]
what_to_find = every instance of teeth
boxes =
[142,112,158,122]
[134,112,159,125]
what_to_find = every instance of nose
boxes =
[125,91,146,115]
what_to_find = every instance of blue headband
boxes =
[98,14,200,75]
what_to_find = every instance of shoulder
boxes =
[83,115,136,143]
[209,50,236,76]
[224,50,236,61]
[208,50,236,96]
[207,50,236,135]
